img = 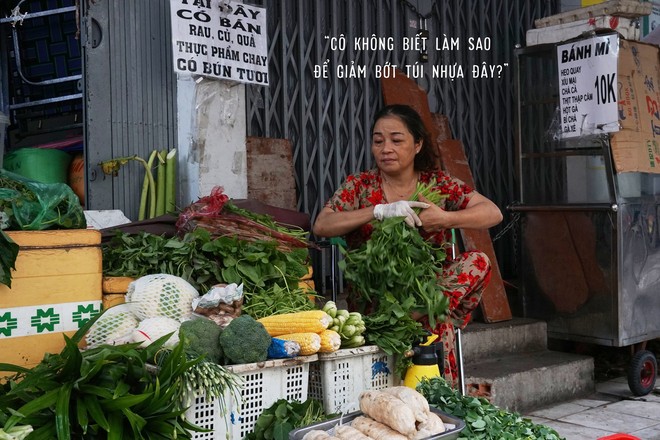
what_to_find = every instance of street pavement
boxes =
[524,375,660,440]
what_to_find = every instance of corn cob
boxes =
[258,310,332,336]
[277,332,322,355]
[318,329,341,353]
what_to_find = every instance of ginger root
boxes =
[358,390,416,437]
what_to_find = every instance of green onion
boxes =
[411,178,447,208]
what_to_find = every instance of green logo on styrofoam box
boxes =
[72,304,102,328]
[31,308,61,333]
[0,312,18,337]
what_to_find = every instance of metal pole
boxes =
[456,327,465,396]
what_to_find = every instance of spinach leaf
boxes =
[418,377,566,440]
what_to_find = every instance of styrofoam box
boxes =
[526,15,642,46]
[185,355,318,440]
[307,345,397,414]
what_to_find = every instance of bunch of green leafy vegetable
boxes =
[242,283,317,320]
[362,294,428,376]
[340,181,450,327]
[244,399,334,440]
[417,377,566,440]
[102,228,309,294]
[202,232,309,291]
[0,317,208,440]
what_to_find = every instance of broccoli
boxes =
[179,318,224,363]
[219,315,272,364]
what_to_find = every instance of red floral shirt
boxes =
[324,168,473,248]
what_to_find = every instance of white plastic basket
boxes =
[307,345,396,414]
[185,355,317,440]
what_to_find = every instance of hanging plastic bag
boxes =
[0,169,86,230]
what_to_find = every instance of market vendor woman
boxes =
[312,104,503,387]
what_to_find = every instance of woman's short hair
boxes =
[372,104,438,171]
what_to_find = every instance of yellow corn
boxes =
[258,310,332,336]
[318,329,341,353]
[277,332,321,355]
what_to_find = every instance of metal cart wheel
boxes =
[627,350,657,396]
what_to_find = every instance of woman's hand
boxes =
[417,192,503,232]
[374,200,429,227]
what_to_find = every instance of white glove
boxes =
[373,200,430,227]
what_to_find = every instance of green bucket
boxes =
[2,148,73,184]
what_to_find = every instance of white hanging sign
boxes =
[170,0,269,85]
[556,34,619,138]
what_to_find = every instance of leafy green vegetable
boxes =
[340,217,449,321]
[102,228,310,295]
[362,294,428,376]
[0,231,18,287]
[244,399,334,440]
[417,377,566,440]
[0,171,86,231]
[340,180,452,375]
[340,181,450,328]
[242,283,317,320]
[0,313,209,439]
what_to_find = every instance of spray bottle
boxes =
[403,332,444,389]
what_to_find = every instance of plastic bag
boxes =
[0,169,86,230]
[192,283,244,327]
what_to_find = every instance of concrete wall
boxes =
[176,76,247,206]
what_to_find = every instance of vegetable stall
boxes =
[0,183,564,440]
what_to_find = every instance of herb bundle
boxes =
[176,187,312,252]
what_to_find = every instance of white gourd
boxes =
[126,274,199,322]
[85,303,139,348]
[132,316,181,348]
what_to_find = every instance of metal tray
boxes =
[289,406,465,440]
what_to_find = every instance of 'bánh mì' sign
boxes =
[170,0,268,85]
[556,34,619,138]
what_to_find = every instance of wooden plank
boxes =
[380,72,512,322]
[435,136,512,323]
[246,136,297,210]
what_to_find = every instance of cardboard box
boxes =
[0,230,102,369]
[610,39,660,173]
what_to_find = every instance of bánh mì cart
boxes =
[512,34,659,396]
